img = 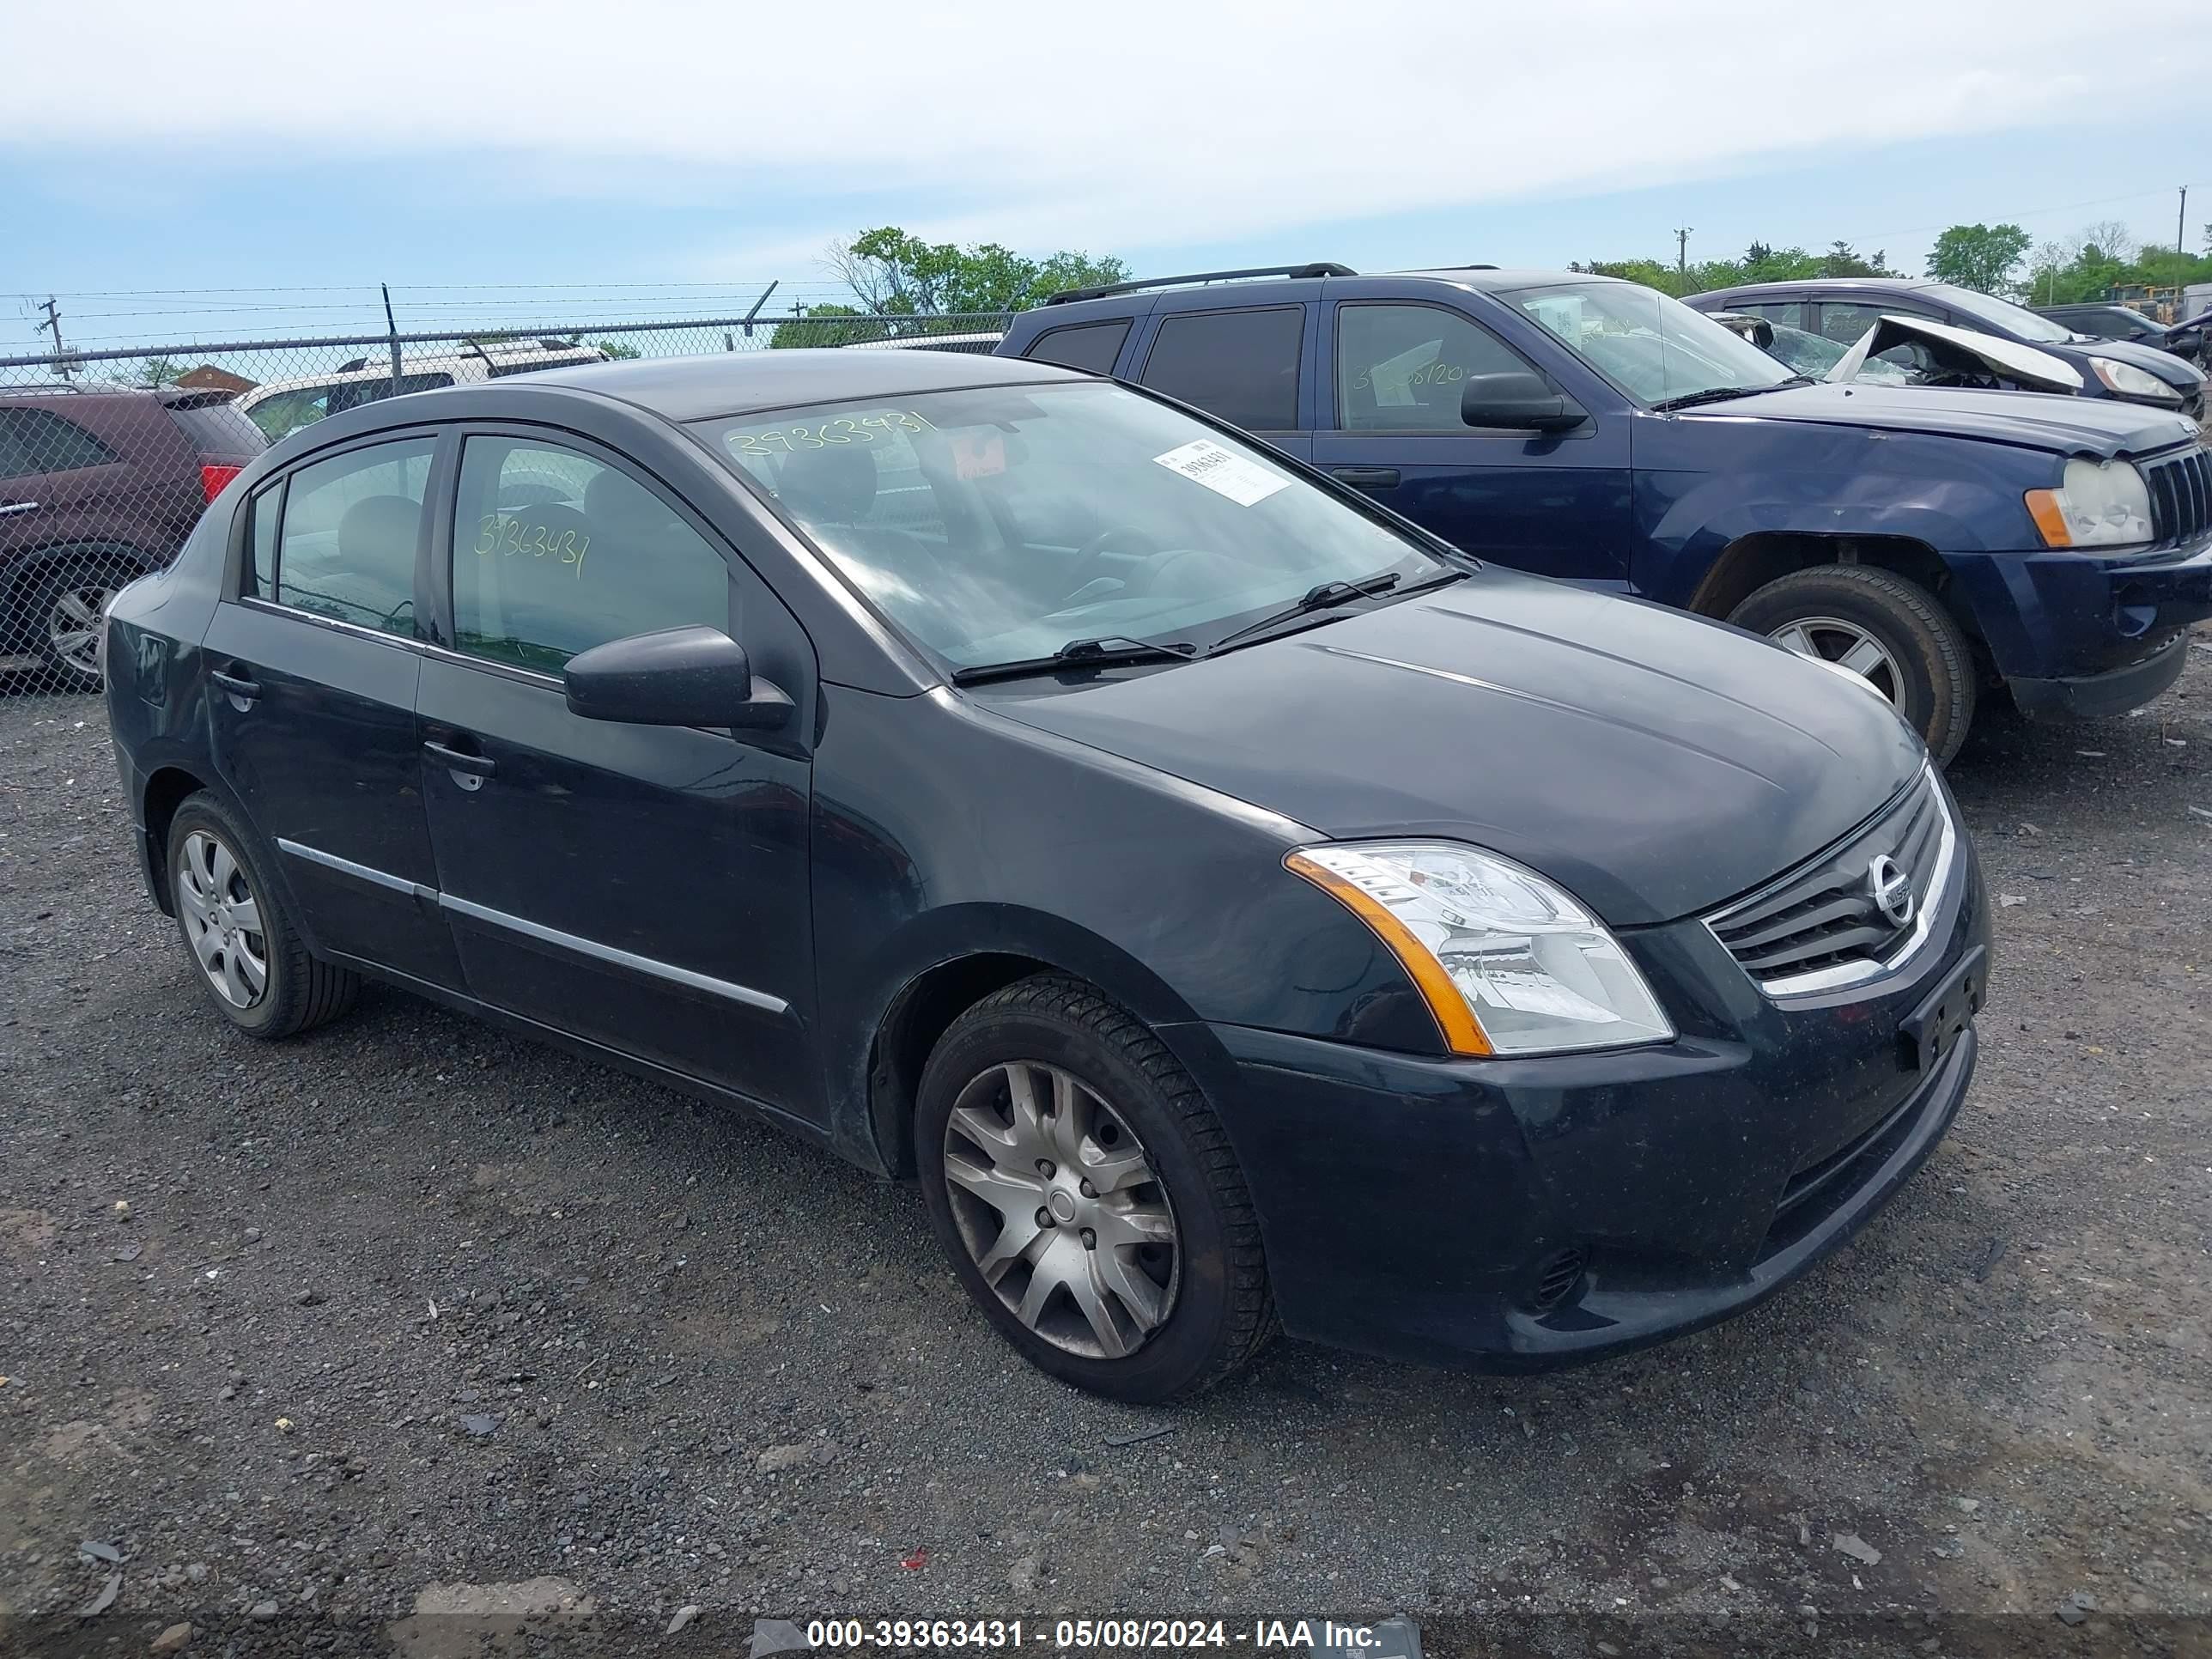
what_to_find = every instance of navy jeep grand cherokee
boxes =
[999,264,2212,762]
[106,351,1985,1401]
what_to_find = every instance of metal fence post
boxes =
[380,284,403,398]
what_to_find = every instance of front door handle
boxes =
[1329,466,1400,489]
[423,738,497,788]
[209,665,261,706]
[0,501,40,518]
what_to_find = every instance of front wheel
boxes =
[1729,564,1977,763]
[915,975,1274,1402]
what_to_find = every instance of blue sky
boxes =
[3,1,2206,354]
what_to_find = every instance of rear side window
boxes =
[325,374,454,417]
[2,407,120,474]
[246,482,282,597]
[451,436,732,674]
[1334,303,1533,431]
[1139,307,1303,431]
[1024,320,1131,375]
[270,437,434,636]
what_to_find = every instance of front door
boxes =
[202,433,464,989]
[1313,300,1633,586]
[415,430,817,1114]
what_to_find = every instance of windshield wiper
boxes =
[1203,571,1404,656]
[949,635,1196,687]
[1649,375,1811,412]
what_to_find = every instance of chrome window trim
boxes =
[1711,765,1959,1000]
[236,595,421,651]
[271,840,789,1017]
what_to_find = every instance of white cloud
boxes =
[9,0,2197,264]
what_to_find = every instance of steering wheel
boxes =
[1067,525,1162,600]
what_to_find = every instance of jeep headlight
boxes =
[2026,457,2154,549]
[2088,357,2183,404]
[1286,841,1674,1057]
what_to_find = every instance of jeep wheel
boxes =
[1730,565,1977,763]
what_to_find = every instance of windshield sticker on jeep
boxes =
[1151,439,1290,507]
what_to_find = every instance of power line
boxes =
[1844,184,2201,246]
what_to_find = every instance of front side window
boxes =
[1139,307,1303,430]
[244,386,334,441]
[1729,300,1810,330]
[451,436,731,674]
[1503,281,1795,408]
[702,380,1448,671]
[1335,303,1532,430]
[271,437,433,635]
[1024,319,1132,375]
[325,373,455,417]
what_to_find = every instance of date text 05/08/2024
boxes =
[799,1620,1417,1654]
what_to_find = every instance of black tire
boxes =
[165,793,359,1039]
[1729,564,1977,763]
[915,974,1274,1402]
[32,559,133,693]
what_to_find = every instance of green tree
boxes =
[1819,240,1892,277]
[132,356,182,388]
[770,227,1128,347]
[1925,223,2031,294]
[588,338,642,360]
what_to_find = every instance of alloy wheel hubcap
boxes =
[50,584,112,676]
[941,1060,1178,1360]
[1769,616,1902,706]
[175,830,269,1009]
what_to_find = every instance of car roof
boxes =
[1699,277,1941,299]
[527,347,1085,422]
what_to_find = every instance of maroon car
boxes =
[1,386,264,690]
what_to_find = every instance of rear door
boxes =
[1311,295,1633,585]
[414,428,818,1114]
[201,430,464,988]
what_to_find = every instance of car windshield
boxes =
[1929,283,2076,343]
[1501,281,1796,407]
[698,381,1449,670]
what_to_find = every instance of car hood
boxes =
[977,573,1924,927]
[1685,380,2199,457]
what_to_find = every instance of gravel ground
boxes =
[3,645,2209,1659]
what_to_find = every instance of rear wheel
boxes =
[33,561,131,692]
[166,793,359,1038]
[1729,564,1977,763]
[915,975,1274,1402]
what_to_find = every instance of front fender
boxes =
[1631,419,2051,608]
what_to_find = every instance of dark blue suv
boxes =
[997,264,2212,760]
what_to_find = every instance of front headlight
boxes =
[2025,457,2154,548]
[2088,357,2183,404]
[1285,841,1674,1057]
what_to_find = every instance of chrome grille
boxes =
[1706,769,1952,995]
[2144,444,2211,547]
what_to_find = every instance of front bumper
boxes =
[1946,533,2212,702]
[1169,832,1988,1370]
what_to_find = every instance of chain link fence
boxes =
[0,311,1012,696]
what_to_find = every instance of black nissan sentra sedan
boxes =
[103,350,1988,1401]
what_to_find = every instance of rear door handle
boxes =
[423,738,497,784]
[1329,466,1400,489]
[209,665,261,704]
[0,501,39,518]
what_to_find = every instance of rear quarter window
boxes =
[1024,319,1131,375]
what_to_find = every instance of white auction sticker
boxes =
[1151,439,1291,507]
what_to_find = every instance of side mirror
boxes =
[563,624,794,730]
[1461,371,1588,434]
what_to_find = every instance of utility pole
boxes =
[37,295,71,380]
[1674,227,1693,279]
